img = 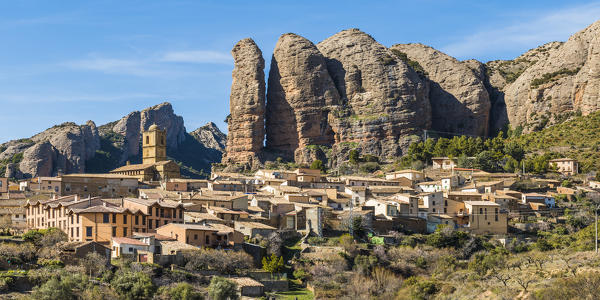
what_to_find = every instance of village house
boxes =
[190,192,249,211]
[522,193,556,208]
[549,158,579,176]
[111,237,149,258]
[165,178,209,192]
[431,157,457,170]
[417,181,442,193]
[122,198,185,232]
[463,201,507,234]
[385,169,424,182]
[59,174,139,198]
[0,177,7,195]
[365,199,399,220]
[391,194,419,216]
[156,222,243,248]
[234,221,277,238]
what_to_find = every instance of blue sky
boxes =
[1,0,599,143]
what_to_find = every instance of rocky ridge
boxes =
[223,20,600,169]
[1,102,225,179]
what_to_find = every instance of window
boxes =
[155,220,159,228]
[103,213,109,223]
[142,216,146,225]
[148,222,152,229]
[205,235,210,244]
[146,136,149,144]
[129,247,133,252]
[135,215,139,225]
[112,227,117,237]
[112,214,116,223]
[179,209,182,219]
[194,234,198,240]
[444,200,448,206]
[123,215,127,224]
[70,215,73,224]
[70,228,73,237]
[495,208,499,221]
[123,227,127,236]
[76,227,79,237]
[86,226,92,237]
[155,207,159,216]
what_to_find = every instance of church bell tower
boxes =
[142,124,167,164]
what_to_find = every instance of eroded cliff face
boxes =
[109,102,186,163]
[266,33,341,162]
[0,121,101,177]
[317,29,431,159]
[222,38,266,168]
[391,43,490,136]
[2,102,224,179]
[496,21,600,131]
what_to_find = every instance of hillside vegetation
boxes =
[514,110,600,173]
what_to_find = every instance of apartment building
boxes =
[122,198,185,232]
[463,201,507,234]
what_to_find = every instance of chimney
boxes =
[74,194,79,201]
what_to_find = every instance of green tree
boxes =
[31,277,76,300]
[165,282,203,300]
[208,276,239,300]
[262,253,284,275]
[504,157,519,173]
[111,271,156,300]
[504,141,525,161]
[310,159,325,172]
[349,150,360,165]
[474,151,498,172]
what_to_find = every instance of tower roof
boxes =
[148,124,159,131]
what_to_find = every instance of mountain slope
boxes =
[1,103,226,179]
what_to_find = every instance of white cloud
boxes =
[62,57,164,76]
[161,50,232,64]
[441,2,600,60]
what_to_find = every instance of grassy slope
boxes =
[514,111,600,173]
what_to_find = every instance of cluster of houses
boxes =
[0,128,589,269]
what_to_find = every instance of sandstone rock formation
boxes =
[1,102,223,179]
[222,38,266,167]
[391,43,491,136]
[190,122,227,152]
[317,29,431,158]
[266,33,340,161]
[501,20,600,131]
[19,142,57,178]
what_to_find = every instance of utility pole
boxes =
[594,204,600,255]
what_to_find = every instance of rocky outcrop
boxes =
[1,102,223,179]
[104,102,186,164]
[190,122,227,152]
[222,38,266,167]
[500,20,600,131]
[266,33,340,160]
[19,142,57,178]
[112,111,141,160]
[0,121,101,177]
[317,29,431,159]
[391,43,490,136]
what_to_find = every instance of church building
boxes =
[110,124,181,182]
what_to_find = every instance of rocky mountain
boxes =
[190,122,227,152]
[221,38,266,168]
[1,102,225,179]
[223,20,600,169]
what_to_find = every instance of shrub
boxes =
[111,271,156,300]
[31,277,76,300]
[162,282,203,300]
[208,276,238,300]
[359,162,379,173]
[184,249,253,275]
[310,160,325,172]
